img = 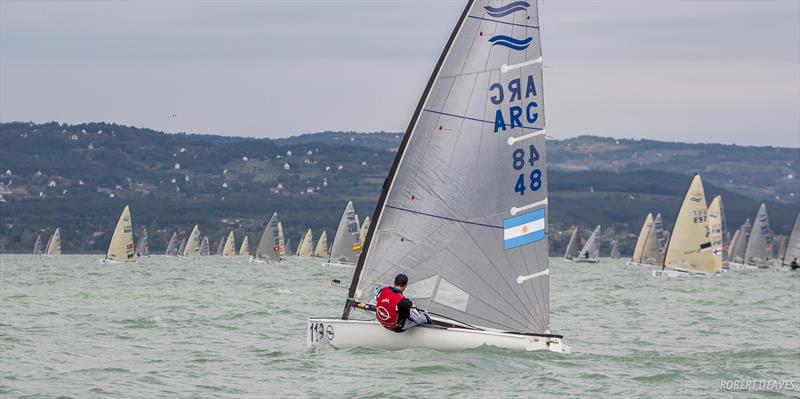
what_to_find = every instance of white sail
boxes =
[277,222,285,259]
[743,203,772,267]
[609,240,620,259]
[240,235,251,256]
[577,225,601,260]
[359,216,371,245]
[254,213,282,261]
[135,227,150,257]
[728,229,740,262]
[563,226,581,260]
[731,219,751,263]
[783,213,800,267]
[177,238,186,256]
[328,201,361,265]
[199,236,210,256]
[182,225,201,257]
[314,230,329,258]
[215,236,226,256]
[32,234,43,255]
[707,195,725,271]
[285,239,293,256]
[641,214,666,265]
[297,229,314,257]
[46,227,62,256]
[663,175,717,274]
[165,232,178,256]
[344,0,552,334]
[222,231,237,256]
[105,206,135,262]
[631,213,654,263]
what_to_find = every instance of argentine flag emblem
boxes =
[503,209,545,250]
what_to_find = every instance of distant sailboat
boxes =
[45,228,62,256]
[277,222,286,259]
[103,206,135,263]
[313,230,329,258]
[182,225,201,257]
[177,238,187,256]
[199,236,210,256]
[575,225,601,263]
[324,201,361,267]
[628,213,654,267]
[285,239,293,256]
[707,195,725,271]
[640,214,667,265]
[781,213,800,269]
[135,227,150,257]
[215,236,226,256]
[32,234,43,255]
[730,218,751,265]
[654,175,718,277]
[240,235,251,257]
[297,229,314,257]
[609,240,620,259]
[252,213,282,262]
[359,216,371,245]
[165,232,178,256]
[563,226,581,261]
[309,0,568,353]
[222,231,237,256]
[741,204,773,268]
[728,228,741,265]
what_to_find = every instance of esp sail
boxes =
[314,231,329,258]
[631,213,654,263]
[782,213,800,266]
[344,0,551,333]
[328,201,361,264]
[663,175,716,273]
[106,206,135,262]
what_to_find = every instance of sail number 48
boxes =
[512,145,542,196]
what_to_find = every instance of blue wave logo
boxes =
[484,1,530,17]
[488,34,533,51]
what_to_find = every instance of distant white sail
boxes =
[328,201,361,265]
[743,203,772,267]
[105,206,135,262]
[199,236,210,256]
[46,227,62,256]
[254,213,282,261]
[135,227,150,257]
[177,238,187,256]
[609,240,620,259]
[577,225,601,260]
[276,222,285,259]
[563,226,581,260]
[731,219,751,263]
[728,229,741,262]
[222,231,236,256]
[165,232,178,256]
[642,214,666,265]
[359,216,371,245]
[297,229,314,257]
[215,236,226,256]
[782,213,800,267]
[240,235,250,256]
[707,195,725,271]
[663,175,717,274]
[32,234,43,255]
[313,230,329,258]
[183,225,201,257]
[631,213,654,263]
[285,239,293,256]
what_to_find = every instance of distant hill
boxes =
[1,121,797,255]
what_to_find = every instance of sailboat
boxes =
[199,236,210,256]
[45,227,62,256]
[359,216,371,245]
[177,238,187,256]
[609,240,620,259]
[308,0,568,353]
[728,228,740,267]
[563,226,581,261]
[32,234,44,255]
[781,213,800,269]
[222,231,237,256]
[653,174,719,277]
[135,227,150,257]
[297,229,314,257]
[240,235,251,257]
[729,218,751,265]
[627,213,653,267]
[285,239,293,256]
[215,236,226,256]
[323,201,361,267]
[103,206,135,263]
[165,232,178,256]
[252,213,282,263]
[313,230,329,258]
[740,204,773,268]
[277,222,286,259]
[575,225,601,263]
[707,195,725,271]
[182,225,201,257]
[642,214,667,265]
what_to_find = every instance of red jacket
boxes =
[375,286,404,331]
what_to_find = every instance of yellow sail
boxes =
[183,225,201,257]
[46,227,62,256]
[222,231,236,256]
[240,235,250,256]
[707,195,725,271]
[314,231,329,258]
[359,216,371,245]
[664,174,717,273]
[298,229,314,257]
[106,206,135,262]
[631,213,653,263]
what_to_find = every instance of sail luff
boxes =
[106,206,135,262]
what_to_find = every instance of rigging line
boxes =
[468,15,540,30]
[423,109,543,132]
[385,205,502,230]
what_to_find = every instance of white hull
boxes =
[322,261,355,268]
[728,262,767,270]
[100,258,135,264]
[307,318,569,353]
[574,258,599,264]
[652,269,718,277]
[626,260,656,268]
[249,257,272,264]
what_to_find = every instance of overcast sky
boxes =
[1,1,798,147]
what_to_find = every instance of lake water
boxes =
[1,255,798,398]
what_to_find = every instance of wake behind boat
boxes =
[309,0,568,353]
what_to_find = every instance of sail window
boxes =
[403,275,438,300]
[433,279,469,312]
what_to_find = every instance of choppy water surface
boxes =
[1,255,798,398]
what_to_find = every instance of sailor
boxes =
[375,273,431,332]
[791,258,799,270]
